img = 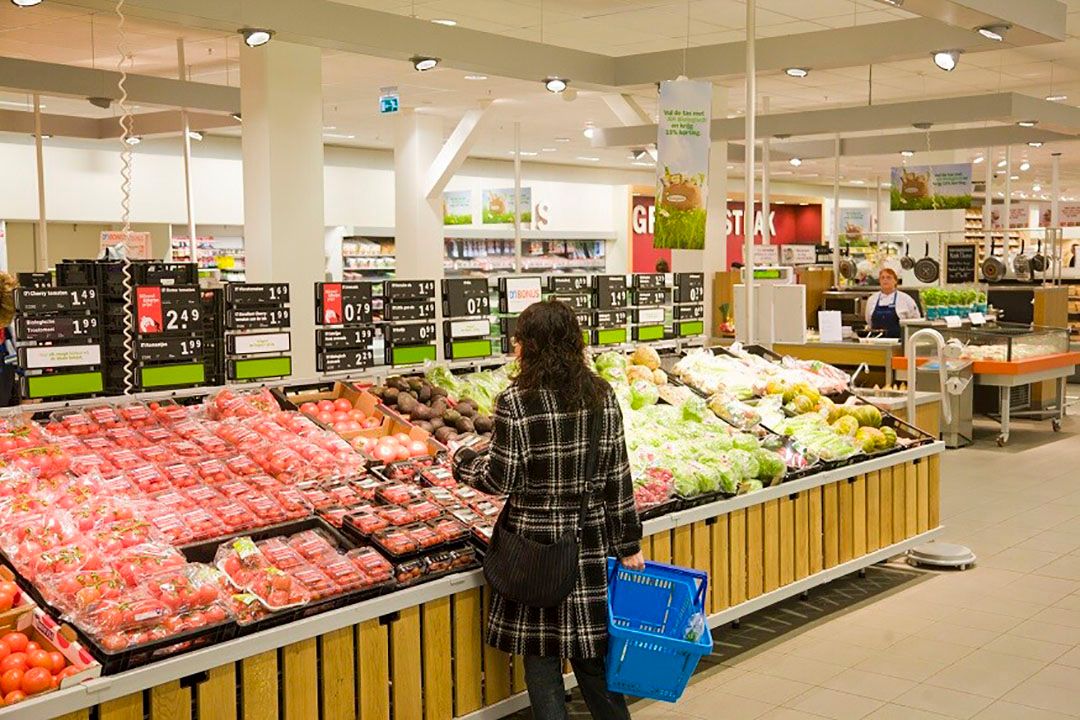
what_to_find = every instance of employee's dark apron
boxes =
[870,295,901,339]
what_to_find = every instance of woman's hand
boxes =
[620,551,645,571]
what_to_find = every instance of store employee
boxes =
[865,268,920,338]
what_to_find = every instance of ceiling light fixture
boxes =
[1033,183,1042,192]
[464,75,487,81]
[544,77,568,93]
[1010,175,1020,181]
[784,67,809,78]
[431,18,456,26]
[187,130,203,141]
[901,150,915,157]
[630,148,650,161]
[323,132,356,140]
[1028,141,1044,148]
[973,156,984,164]
[554,137,571,143]
[789,157,802,167]
[879,0,903,6]
[997,159,1008,168]
[976,24,1009,42]
[231,112,242,122]
[10,0,43,7]
[125,136,141,146]
[541,147,556,152]
[411,56,439,71]
[1046,94,1068,102]
[582,127,595,139]
[1020,160,1031,171]
[851,180,865,185]
[31,133,51,139]
[932,49,961,72]
[632,161,653,167]
[577,156,600,162]
[1017,120,1038,128]
[239,28,273,48]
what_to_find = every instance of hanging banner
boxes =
[100,230,151,259]
[989,204,1033,230]
[482,188,531,224]
[654,79,712,250]
[443,190,472,225]
[838,207,872,240]
[890,163,973,211]
[1057,204,1080,227]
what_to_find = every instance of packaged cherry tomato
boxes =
[149,399,192,424]
[348,476,382,500]
[214,501,260,531]
[404,500,442,522]
[270,487,311,517]
[194,434,231,458]
[126,464,171,494]
[118,402,158,428]
[429,516,469,544]
[343,508,389,537]
[370,527,420,558]
[86,404,124,429]
[423,487,458,507]
[143,564,223,614]
[286,563,337,600]
[146,511,195,545]
[318,556,367,593]
[109,427,149,450]
[420,465,456,489]
[245,566,311,610]
[101,448,142,471]
[225,592,271,626]
[246,473,281,493]
[451,485,481,504]
[48,410,99,438]
[286,529,338,562]
[168,440,203,459]
[346,546,394,583]
[138,426,174,444]
[296,484,334,511]
[317,506,349,528]
[193,458,235,486]
[324,483,363,508]
[256,538,306,570]
[112,542,186,585]
[215,536,271,589]
[39,566,126,615]
[239,493,293,525]
[376,483,423,506]
[375,505,416,527]
[180,507,228,542]
[224,455,261,478]
[394,558,425,585]
[159,462,199,489]
[6,445,72,478]
[136,445,172,465]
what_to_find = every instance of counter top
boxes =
[860,391,941,411]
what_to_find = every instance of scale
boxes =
[734,265,806,345]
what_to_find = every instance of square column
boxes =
[394,110,446,280]
[241,41,325,378]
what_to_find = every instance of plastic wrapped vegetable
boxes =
[707,393,761,430]
[727,449,760,481]
[754,449,786,482]
[630,345,662,370]
[680,395,709,423]
[731,433,759,452]
[629,380,660,410]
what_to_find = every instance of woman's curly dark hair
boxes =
[512,299,606,411]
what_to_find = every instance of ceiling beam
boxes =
[0,56,240,113]
[425,102,496,199]
[891,0,1066,46]
[772,127,1076,161]
[0,107,238,139]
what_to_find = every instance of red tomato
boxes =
[47,652,65,675]
[332,411,350,424]
[56,666,80,681]
[4,690,25,704]
[333,398,353,413]
[1,633,27,654]
[395,445,411,462]
[23,643,38,654]
[373,444,398,463]
[317,412,335,426]
[0,582,18,598]
[408,440,429,457]
[20,667,50,695]
[26,650,50,670]
[0,654,27,673]
[0,669,23,695]
[0,592,13,613]
[393,432,412,445]
[317,400,335,413]
[0,641,9,663]
[378,435,400,448]
[299,402,318,416]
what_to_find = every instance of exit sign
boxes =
[380,86,399,114]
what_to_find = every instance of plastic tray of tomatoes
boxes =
[393,546,479,588]
[365,518,471,561]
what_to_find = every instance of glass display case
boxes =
[903,321,1068,363]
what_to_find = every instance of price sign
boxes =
[445,319,491,340]
[500,316,519,339]
[317,326,375,350]
[632,274,666,289]
[575,311,592,328]
[633,307,666,325]
[674,304,704,320]
[15,316,101,345]
[15,287,99,314]
[317,348,374,374]
[385,280,436,300]
[593,275,628,310]
[548,276,589,293]
[387,322,437,346]
[593,310,628,329]
[550,293,591,311]
[228,332,292,355]
[19,344,102,370]
[442,278,490,318]
[498,276,543,314]
[17,273,52,289]
[226,283,290,306]
[135,336,205,364]
[674,273,704,304]
[316,282,373,325]
[945,244,978,285]
[226,307,291,331]
[384,300,436,322]
[968,312,986,326]
[632,288,669,306]
[136,286,202,334]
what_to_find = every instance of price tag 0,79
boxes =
[317,282,373,325]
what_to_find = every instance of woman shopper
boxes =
[453,299,644,720]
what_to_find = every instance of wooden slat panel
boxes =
[358,619,390,720]
[512,656,526,695]
[691,522,711,613]
[99,694,144,720]
[452,589,483,717]
[241,651,279,720]
[652,530,672,564]
[282,638,318,720]
[808,486,823,575]
[905,462,918,538]
[763,500,780,593]
[866,471,881,553]
[422,597,453,720]
[53,712,90,720]
[729,509,747,605]
[641,535,654,562]
[794,493,809,580]
[392,606,423,720]
[150,681,191,720]
[482,588,512,705]
[319,627,355,720]
[916,460,930,533]
[197,664,237,720]
[779,496,795,587]
[838,479,854,564]
[674,524,692,568]
[892,465,906,544]
[711,514,730,610]
[879,466,894,548]
[928,453,941,529]
[746,504,764,599]
[822,482,840,569]
[853,474,867,557]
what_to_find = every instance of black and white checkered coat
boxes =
[455,382,642,659]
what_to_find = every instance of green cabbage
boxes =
[732,433,759,452]
[681,395,708,423]
[630,379,659,410]
[754,449,786,481]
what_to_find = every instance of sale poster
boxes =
[100,230,152,259]
[135,287,163,334]
[443,190,472,225]
[320,283,344,325]
[654,79,712,250]
[630,194,671,273]
[482,188,531,224]
[890,163,973,211]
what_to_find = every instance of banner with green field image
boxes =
[442,190,473,225]
[654,79,712,249]
[482,187,531,224]
[890,163,973,211]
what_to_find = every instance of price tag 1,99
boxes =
[15,316,101,345]
[317,326,375,350]
[226,307,291,331]
[136,336,205,363]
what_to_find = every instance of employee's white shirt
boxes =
[865,290,920,325]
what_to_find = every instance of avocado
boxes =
[455,416,475,433]
[443,409,462,424]
[429,417,445,430]
[383,387,400,405]
[434,426,456,444]
[473,415,493,434]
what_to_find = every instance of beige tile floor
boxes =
[636,417,1080,720]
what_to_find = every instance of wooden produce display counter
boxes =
[6,443,944,720]
[773,341,898,387]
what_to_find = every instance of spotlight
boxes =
[11,0,43,6]
[583,126,595,139]
[879,0,903,6]
[976,24,1009,42]
[901,150,915,157]
[231,112,242,122]
[784,67,809,78]
[1017,120,1038,128]
[125,136,141,146]
[631,148,649,161]
[1010,175,1020,181]
[411,56,439,71]
[1020,160,1031,171]
[789,157,802,167]
[30,133,51,139]
[240,28,273,48]
[431,19,456,26]
[973,156,985,164]
[932,50,961,72]
[1028,141,1044,148]
[1046,94,1068,102]
[187,130,203,141]
[1033,184,1042,192]
[544,77,568,93]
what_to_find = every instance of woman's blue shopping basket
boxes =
[605,558,713,702]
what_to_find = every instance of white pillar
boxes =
[743,0,756,344]
[1004,146,1012,244]
[1052,152,1061,227]
[703,86,728,336]
[178,39,197,264]
[761,97,770,247]
[832,136,840,284]
[983,147,993,249]
[394,110,445,281]
[241,41,325,378]
[33,94,47,271]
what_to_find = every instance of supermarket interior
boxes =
[2,1,1080,719]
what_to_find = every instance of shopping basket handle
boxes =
[607,558,709,607]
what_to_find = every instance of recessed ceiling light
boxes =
[431,18,456,26]
[1010,175,1020,181]
[230,112,242,122]
[544,77,569,93]
[789,157,802,167]
[239,28,273,48]
[0,100,43,109]
[632,161,653,167]
[464,75,487,81]
[11,0,43,7]
[1033,183,1042,192]
[187,130,203,141]
[976,24,1009,42]
[1046,94,1068,102]
[879,0,903,6]
[850,179,865,185]
[541,147,556,152]
[1017,120,1037,128]
[30,133,51,139]
[411,56,439,71]
[997,159,1008,168]
[125,136,141,146]
[554,137,571,143]
[901,150,915,157]
[583,127,595,139]
[323,132,356,140]
[1019,160,1031,171]
[973,156,984,164]
[1028,141,1044,148]
[577,156,600,162]
[509,150,538,157]
[932,49,961,72]
[784,67,810,78]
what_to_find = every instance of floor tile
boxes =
[1010,618,1080,646]
[786,638,876,668]
[676,688,775,720]
[1032,605,1080,630]
[885,636,975,664]
[722,672,813,705]
[982,634,1071,662]
[754,653,847,685]
[1057,645,1080,668]
[1034,555,1080,582]
[979,547,1059,573]
[820,669,916,702]
[924,649,1045,698]
[758,709,832,720]
[971,701,1076,720]
[1017,531,1080,555]
[786,688,883,720]
[912,622,999,649]
[893,685,994,719]
[865,705,954,720]
[854,648,957,683]
[937,608,1023,634]
[1000,678,1080,716]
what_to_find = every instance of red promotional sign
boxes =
[135,287,163,334]
[725,202,822,269]
[630,194,671,273]
[321,283,344,324]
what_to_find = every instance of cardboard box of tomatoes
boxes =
[0,567,31,635]
[0,604,100,708]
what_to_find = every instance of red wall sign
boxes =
[725,202,822,269]
[630,195,671,273]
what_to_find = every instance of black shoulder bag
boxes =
[482,409,603,608]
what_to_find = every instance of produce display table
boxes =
[4,443,943,720]
[771,342,898,388]
[894,352,1080,444]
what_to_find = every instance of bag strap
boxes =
[575,407,604,534]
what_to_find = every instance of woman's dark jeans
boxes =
[523,655,632,719]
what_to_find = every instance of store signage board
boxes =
[593,310,628,329]
[890,164,973,211]
[99,230,151,259]
[944,315,963,329]
[25,371,103,399]
[945,244,978,284]
[498,276,543,314]
[654,79,712,250]
[317,326,375,350]
[387,322,437,346]
[389,344,438,366]
[135,336,205,364]
[385,280,436,300]
[228,332,292,356]
[379,86,399,114]
[632,288,669,306]
[594,328,628,346]
[674,320,705,337]
[969,312,986,325]
[316,282,373,325]
[442,278,490,318]
[225,283,290,306]
[384,300,436,322]
[818,310,842,343]
[548,276,589,293]
[674,273,704,304]
[445,319,491,340]
[838,207,872,238]
[228,356,292,381]
[751,245,780,266]
[15,316,101,345]
[317,348,374,374]
[482,187,531,225]
[634,325,665,342]
[550,293,591,310]
[20,344,101,370]
[135,286,201,334]
[634,307,667,325]
[15,286,99,314]
[631,197,671,273]
[632,273,666,290]
[575,311,592,329]
[226,307,291,331]
[989,204,1032,230]
[141,362,206,388]
[1057,204,1080,227]
[780,244,818,265]
[725,202,823,269]
[447,339,493,360]
[18,273,51,289]
[443,190,472,226]
[593,275,628,310]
